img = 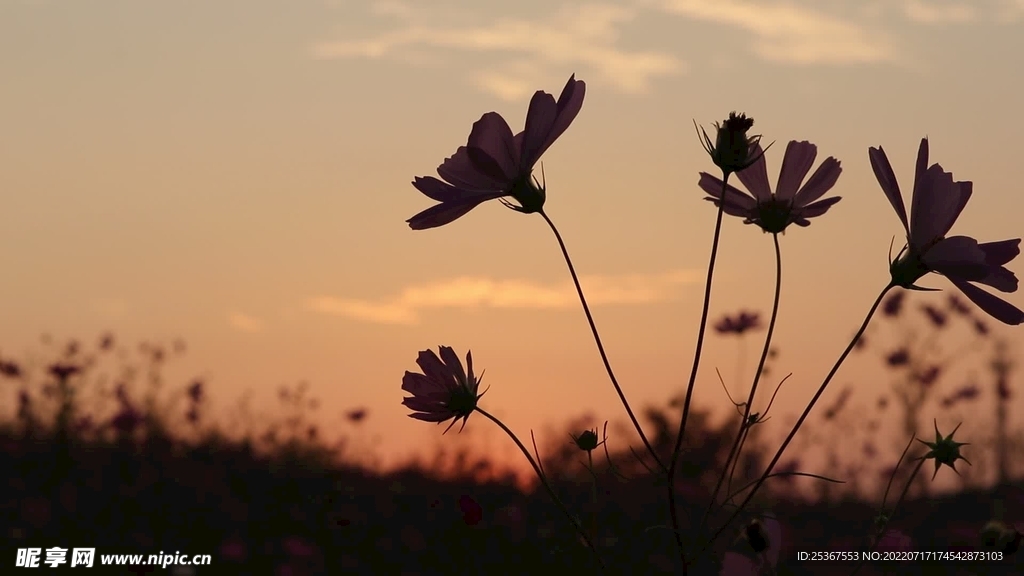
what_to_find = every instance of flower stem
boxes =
[700,282,896,562]
[850,455,926,576]
[701,232,783,534]
[588,451,598,540]
[539,210,663,472]
[667,174,730,559]
[475,407,607,572]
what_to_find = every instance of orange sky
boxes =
[2,1,1023,485]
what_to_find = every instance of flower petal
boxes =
[793,157,842,207]
[980,239,1021,267]
[417,349,454,389]
[402,372,442,396]
[699,173,757,210]
[922,236,989,281]
[869,145,909,234]
[950,278,1024,325]
[520,75,585,169]
[407,196,500,230]
[735,143,772,202]
[775,141,817,202]
[412,176,498,203]
[438,346,467,388]
[704,197,754,219]
[910,165,968,251]
[402,396,448,412]
[519,90,558,172]
[437,147,506,191]
[976,266,1018,293]
[466,112,520,183]
[408,410,453,423]
[792,196,841,220]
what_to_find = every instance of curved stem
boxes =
[667,174,730,558]
[701,283,896,559]
[722,471,844,506]
[702,232,783,534]
[476,407,607,572]
[539,210,663,471]
[850,457,926,576]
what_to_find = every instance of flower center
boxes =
[508,175,546,214]
[756,199,792,234]
[889,248,931,288]
[446,382,479,418]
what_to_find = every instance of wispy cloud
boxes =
[311,2,683,100]
[228,312,264,333]
[902,0,976,24]
[307,269,703,325]
[655,0,897,64]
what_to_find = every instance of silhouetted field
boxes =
[1,327,1022,575]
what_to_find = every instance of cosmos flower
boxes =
[876,529,913,552]
[407,75,585,230]
[699,140,843,233]
[882,291,905,317]
[401,346,485,433]
[713,310,763,335]
[720,513,783,576]
[870,137,1024,325]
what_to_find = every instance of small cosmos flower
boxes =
[699,140,843,234]
[713,310,763,336]
[721,513,782,576]
[870,137,1024,325]
[407,75,585,230]
[401,346,486,433]
[876,529,913,552]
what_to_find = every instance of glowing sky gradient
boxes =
[3,0,1023,478]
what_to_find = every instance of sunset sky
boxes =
[3,0,1024,480]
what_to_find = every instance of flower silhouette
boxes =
[713,310,763,335]
[699,140,842,233]
[696,111,762,176]
[917,419,970,480]
[401,346,485,433]
[408,75,585,230]
[871,137,1024,325]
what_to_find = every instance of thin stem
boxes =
[588,451,598,541]
[701,283,896,560]
[539,210,663,471]
[667,173,731,559]
[726,427,750,496]
[475,407,607,572]
[702,232,783,533]
[880,434,917,512]
[722,472,845,507]
[850,457,926,576]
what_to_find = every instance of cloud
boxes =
[311,2,683,100]
[228,312,264,333]
[655,0,897,64]
[307,269,703,325]
[902,0,976,24]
